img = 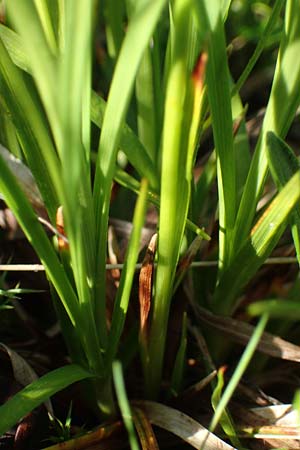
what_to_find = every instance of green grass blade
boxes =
[33,0,58,53]
[106,179,148,366]
[293,391,300,425]
[267,132,300,186]
[169,313,187,398]
[221,0,232,19]
[213,171,300,314]
[7,0,106,372]
[91,91,159,190]
[0,38,60,221]
[151,29,164,165]
[232,0,285,96]
[0,105,21,159]
[0,24,29,72]
[104,0,124,59]
[266,131,300,263]
[0,150,102,376]
[0,25,159,191]
[232,0,300,253]
[0,364,93,436]
[192,150,217,223]
[6,1,60,146]
[133,5,163,166]
[248,299,300,319]
[231,97,251,202]
[55,0,106,373]
[146,0,196,398]
[93,0,167,332]
[50,285,86,366]
[209,313,269,433]
[193,0,236,270]
[113,361,140,450]
[211,367,241,448]
[0,153,81,329]
[114,168,210,240]
[135,45,158,163]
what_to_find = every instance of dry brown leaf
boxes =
[192,52,208,92]
[135,400,236,450]
[0,144,43,211]
[188,321,216,373]
[108,226,121,285]
[0,343,53,415]
[56,206,69,251]
[247,405,300,448]
[139,233,157,337]
[133,406,160,450]
[109,218,156,256]
[194,304,300,362]
[180,370,217,401]
[252,404,296,425]
[176,235,203,281]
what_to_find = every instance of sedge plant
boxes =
[0,0,300,444]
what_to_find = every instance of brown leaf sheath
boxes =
[139,233,157,338]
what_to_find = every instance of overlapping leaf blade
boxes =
[213,171,300,314]
[232,0,300,255]
[0,365,93,436]
[266,131,300,263]
[93,0,168,340]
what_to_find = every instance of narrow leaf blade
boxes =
[0,364,93,436]
[213,171,300,313]
[266,131,300,263]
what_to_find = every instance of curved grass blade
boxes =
[209,314,269,433]
[136,401,236,449]
[213,171,300,314]
[232,0,285,96]
[211,367,241,448]
[114,168,210,239]
[0,38,60,221]
[0,157,89,371]
[91,91,159,190]
[0,364,93,436]
[0,24,29,72]
[6,1,60,146]
[266,131,300,263]
[232,0,300,253]
[267,132,300,186]
[0,152,85,338]
[0,25,159,191]
[103,0,124,59]
[6,1,106,377]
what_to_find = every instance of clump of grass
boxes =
[0,0,300,448]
